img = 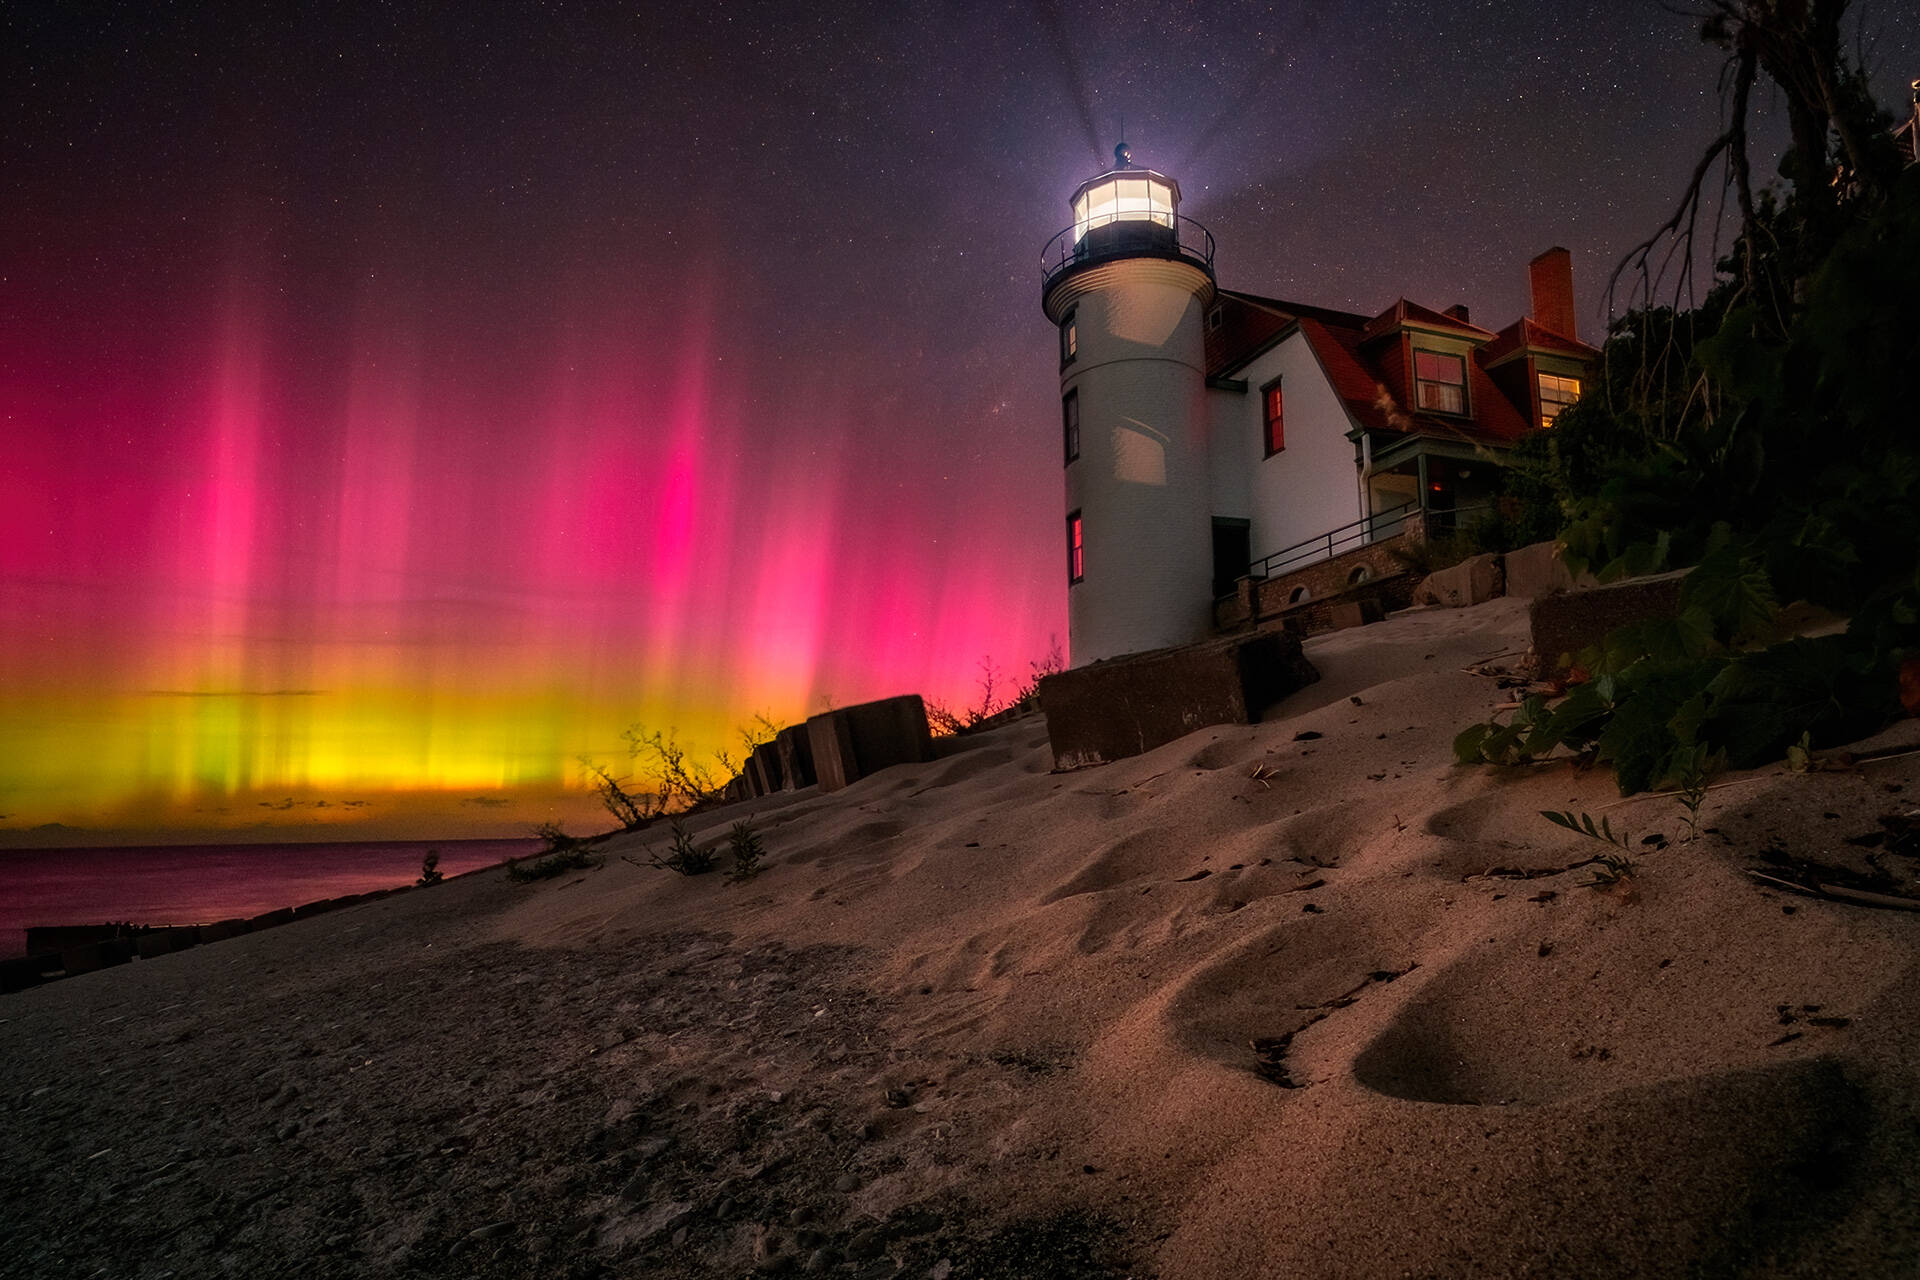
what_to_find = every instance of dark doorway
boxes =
[1212,518,1251,598]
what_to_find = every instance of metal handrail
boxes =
[1040,214,1215,291]
[1245,502,1420,580]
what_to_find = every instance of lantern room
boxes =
[1042,143,1213,298]
[1071,143,1179,257]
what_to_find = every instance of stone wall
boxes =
[1216,523,1425,633]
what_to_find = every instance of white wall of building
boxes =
[1205,384,1251,520]
[1218,334,1366,566]
[1052,258,1215,665]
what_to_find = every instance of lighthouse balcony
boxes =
[1040,214,1215,293]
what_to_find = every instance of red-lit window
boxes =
[1414,350,1467,415]
[1063,389,1080,464]
[1262,378,1284,456]
[1067,510,1084,583]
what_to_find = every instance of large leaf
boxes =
[1703,635,1897,766]
[1680,544,1777,646]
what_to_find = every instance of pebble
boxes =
[268,1084,299,1110]
[803,1247,840,1274]
[930,1261,953,1280]
[468,1220,514,1241]
[833,1172,861,1193]
[847,1226,886,1260]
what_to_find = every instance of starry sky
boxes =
[5,0,1916,844]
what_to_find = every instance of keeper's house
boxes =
[1042,144,1598,666]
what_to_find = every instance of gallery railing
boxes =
[1040,214,1215,292]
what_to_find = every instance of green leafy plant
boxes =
[1671,745,1715,840]
[1541,809,1633,850]
[650,819,716,876]
[1456,14,1917,799]
[724,820,766,884]
[1581,853,1638,890]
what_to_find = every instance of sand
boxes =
[5,595,1920,1279]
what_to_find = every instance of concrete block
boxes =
[25,924,125,955]
[1528,570,1690,677]
[776,723,817,790]
[136,928,200,959]
[292,898,340,920]
[749,742,785,795]
[1038,630,1321,770]
[1415,552,1505,608]
[1325,598,1385,631]
[198,919,250,943]
[61,940,133,976]
[1501,540,1577,599]
[249,907,295,931]
[2,955,49,994]
[805,695,934,793]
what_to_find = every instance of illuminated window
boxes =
[1413,350,1467,415]
[1063,390,1080,464]
[1072,174,1176,241]
[1067,510,1084,583]
[1060,309,1077,365]
[1261,378,1285,456]
[1538,372,1581,427]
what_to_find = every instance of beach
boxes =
[5,595,1919,1279]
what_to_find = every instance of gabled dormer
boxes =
[1359,298,1509,433]
[1482,248,1601,429]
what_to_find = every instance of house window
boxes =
[1261,378,1285,456]
[1207,306,1224,332]
[1413,349,1467,415]
[1060,309,1077,366]
[1067,510,1084,584]
[1538,372,1581,428]
[1062,389,1080,464]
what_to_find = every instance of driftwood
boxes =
[1745,869,1920,914]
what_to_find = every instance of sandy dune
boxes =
[6,596,1920,1278]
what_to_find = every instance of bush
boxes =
[416,849,444,887]
[725,820,767,884]
[508,825,603,882]
[650,819,717,876]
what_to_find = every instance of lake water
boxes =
[0,838,541,958]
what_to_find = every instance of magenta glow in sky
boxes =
[8,1,1916,840]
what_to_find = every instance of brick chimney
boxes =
[1529,247,1576,341]
[1443,303,1471,324]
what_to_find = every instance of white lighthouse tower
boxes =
[1042,143,1217,666]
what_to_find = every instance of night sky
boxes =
[6,1,1916,842]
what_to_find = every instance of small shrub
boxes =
[1581,853,1638,891]
[651,819,717,876]
[508,824,602,882]
[507,846,600,883]
[416,849,444,887]
[725,820,767,884]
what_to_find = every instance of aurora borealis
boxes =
[7,1,1917,842]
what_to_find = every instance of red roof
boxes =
[1209,288,1576,449]
[1206,289,1371,378]
[1360,298,1497,344]
[1482,316,1601,366]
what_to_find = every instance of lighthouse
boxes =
[1041,143,1217,666]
